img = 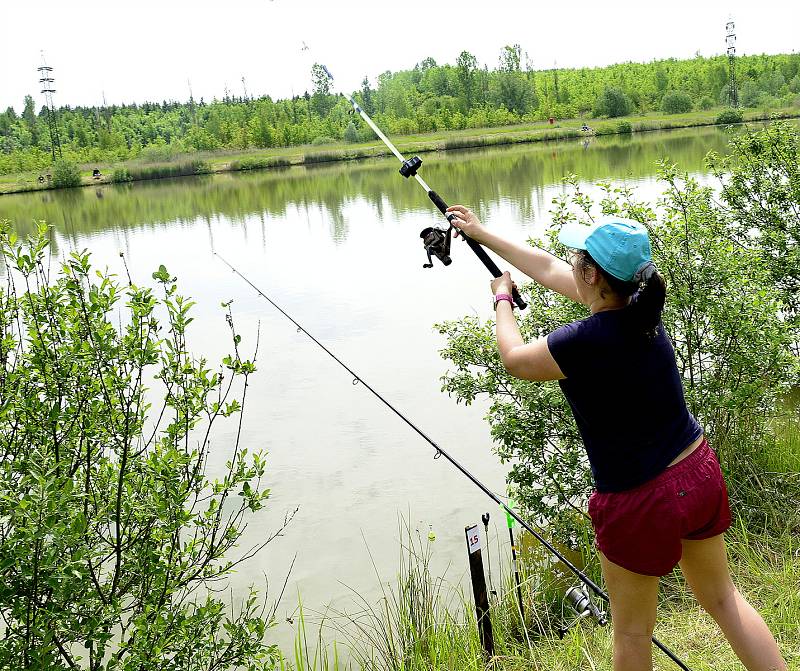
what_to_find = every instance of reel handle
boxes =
[428,191,527,310]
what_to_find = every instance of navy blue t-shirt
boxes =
[546,309,702,493]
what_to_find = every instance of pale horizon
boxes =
[2,0,798,113]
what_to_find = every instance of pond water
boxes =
[0,124,741,656]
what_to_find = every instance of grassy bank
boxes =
[2,106,799,196]
[280,521,799,671]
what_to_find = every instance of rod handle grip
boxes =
[427,191,526,310]
[428,190,449,215]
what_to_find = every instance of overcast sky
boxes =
[1,0,798,112]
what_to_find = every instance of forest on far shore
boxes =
[2,48,800,174]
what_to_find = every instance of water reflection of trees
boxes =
[1,127,733,243]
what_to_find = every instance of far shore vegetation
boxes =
[2,50,800,194]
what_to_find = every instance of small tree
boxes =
[740,81,764,108]
[661,91,693,114]
[594,87,633,118]
[456,51,478,109]
[343,121,359,143]
[708,121,800,352]
[311,63,333,117]
[51,158,81,188]
[0,223,286,670]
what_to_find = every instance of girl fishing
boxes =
[445,205,786,671]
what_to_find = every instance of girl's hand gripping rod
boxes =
[320,64,526,310]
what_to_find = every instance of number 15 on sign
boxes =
[466,524,481,554]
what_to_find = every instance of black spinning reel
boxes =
[420,225,452,268]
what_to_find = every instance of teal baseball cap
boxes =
[558,217,652,282]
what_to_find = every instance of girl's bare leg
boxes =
[679,534,786,671]
[599,552,660,671]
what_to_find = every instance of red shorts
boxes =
[588,439,731,576]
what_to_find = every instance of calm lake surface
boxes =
[0,125,740,654]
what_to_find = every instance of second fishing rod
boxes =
[215,251,690,671]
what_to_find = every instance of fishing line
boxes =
[213,251,691,671]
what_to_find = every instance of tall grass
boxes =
[111,160,212,183]
[281,519,609,670]
[283,499,799,670]
[229,156,292,171]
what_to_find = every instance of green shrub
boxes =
[697,95,715,110]
[740,81,763,108]
[593,123,616,136]
[594,87,633,118]
[661,91,693,114]
[51,159,81,188]
[0,226,279,669]
[311,135,336,146]
[716,108,744,125]
[616,121,633,134]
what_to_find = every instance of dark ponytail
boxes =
[579,251,666,337]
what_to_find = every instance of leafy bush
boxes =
[111,166,132,182]
[51,158,81,188]
[592,123,617,136]
[594,87,633,118]
[716,108,744,125]
[616,121,633,134]
[697,95,715,110]
[740,81,764,108]
[707,121,800,349]
[0,225,284,668]
[661,91,693,114]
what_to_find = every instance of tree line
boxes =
[1,49,799,174]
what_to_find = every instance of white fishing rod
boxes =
[319,63,527,309]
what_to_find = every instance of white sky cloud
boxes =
[1,0,797,112]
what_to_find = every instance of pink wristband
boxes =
[493,293,513,310]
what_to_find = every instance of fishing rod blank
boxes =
[319,64,527,310]
[214,251,691,671]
